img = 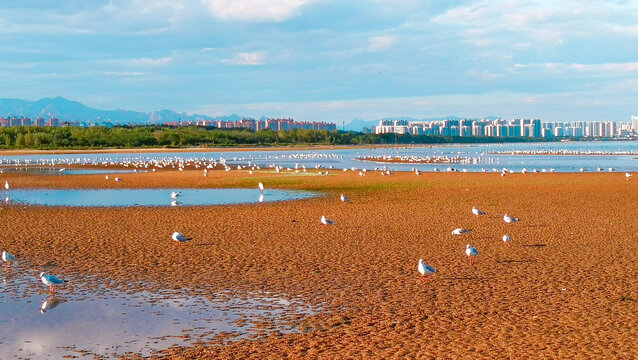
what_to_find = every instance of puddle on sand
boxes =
[0,266,317,359]
[5,188,316,207]
[0,166,139,175]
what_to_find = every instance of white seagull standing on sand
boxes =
[171,231,192,246]
[105,175,109,180]
[503,214,519,224]
[626,172,632,180]
[452,228,471,235]
[465,244,479,264]
[340,194,349,202]
[40,272,66,295]
[2,250,16,265]
[472,207,486,216]
[418,259,436,281]
[172,232,192,247]
[502,235,512,246]
[114,177,122,182]
[258,182,264,192]
[4,181,8,191]
[321,216,336,225]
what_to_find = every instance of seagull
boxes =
[502,234,512,246]
[452,228,471,235]
[340,194,349,202]
[472,207,486,216]
[503,214,519,224]
[418,259,436,281]
[626,172,632,180]
[105,175,109,180]
[114,177,122,182]
[170,191,181,199]
[40,298,66,314]
[2,251,16,265]
[40,272,66,295]
[258,182,264,192]
[465,244,479,264]
[4,181,8,191]
[172,232,192,246]
[321,216,336,225]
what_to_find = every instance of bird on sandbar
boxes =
[2,250,16,266]
[321,216,336,225]
[4,181,9,191]
[114,177,122,182]
[626,172,632,180]
[40,272,66,295]
[502,234,512,246]
[418,259,436,281]
[465,244,479,264]
[172,232,192,247]
[503,214,519,224]
[340,194,349,202]
[472,207,487,216]
[452,228,471,235]
[258,182,264,192]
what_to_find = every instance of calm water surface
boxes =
[6,188,316,207]
[0,265,316,358]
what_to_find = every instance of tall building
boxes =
[632,115,638,131]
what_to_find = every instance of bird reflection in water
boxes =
[40,297,67,314]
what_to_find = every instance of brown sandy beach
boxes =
[1,169,637,359]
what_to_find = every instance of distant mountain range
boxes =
[0,96,503,130]
[0,96,241,124]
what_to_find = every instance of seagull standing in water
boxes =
[502,234,512,246]
[418,259,436,281]
[321,216,336,225]
[40,272,66,295]
[2,251,16,266]
[465,244,479,264]
[171,191,181,199]
[452,228,471,235]
[172,232,192,247]
[340,194,349,202]
[503,214,519,224]
[472,207,487,216]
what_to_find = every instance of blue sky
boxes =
[1,0,637,124]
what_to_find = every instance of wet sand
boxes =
[1,169,637,359]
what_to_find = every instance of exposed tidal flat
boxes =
[1,150,637,358]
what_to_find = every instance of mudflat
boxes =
[2,169,637,359]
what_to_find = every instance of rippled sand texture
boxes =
[1,170,637,359]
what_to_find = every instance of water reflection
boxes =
[1,269,317,358]
[7,188,316,207]
[40,297,67,314]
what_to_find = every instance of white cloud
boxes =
[221,52,265,65]
[368,36,398,52]
[201,0,311,21]
[127,56,174,67]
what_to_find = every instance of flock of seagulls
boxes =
[419,206,522,280]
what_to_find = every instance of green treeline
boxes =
[0,125,548,149]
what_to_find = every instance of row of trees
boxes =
[0,125,546,149]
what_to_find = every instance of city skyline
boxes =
[1,1,638,124]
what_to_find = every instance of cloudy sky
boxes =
[1,0,637,124]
